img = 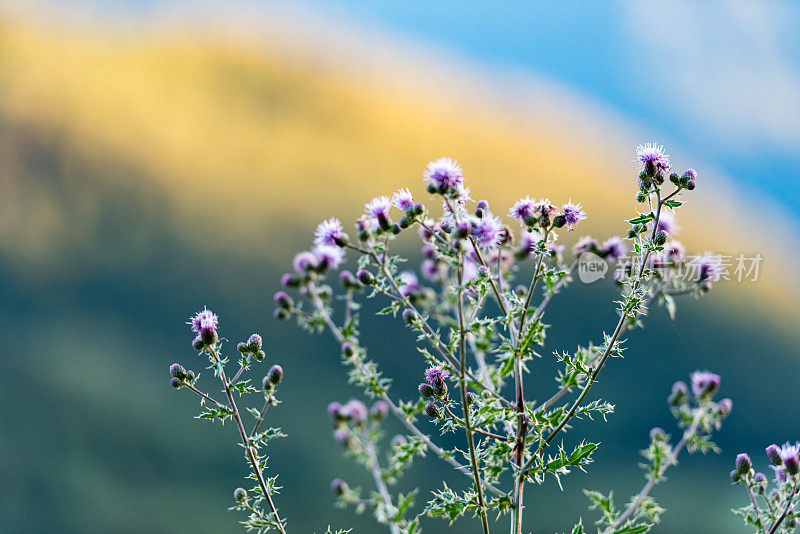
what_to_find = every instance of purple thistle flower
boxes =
[365,196,392,218]
[601,236,627,262]
[560,200,587,230]
[691,370,721,398]
[293,251,318,273]
[664,240,686,259]
[424,366,450,389]
[313,245,345,270]
[333,428,350,445]
[654,210,679,235]
[423,157,464,191]
[573,236,598,256]
[421,259,439,281]
[314,218,347,247]
[780,442,800,461]
[398,271,419,297]
[392,188,415,212]
[343,399,368,423]
[767,444,783,466]
[471,213,503,250]
[327,401,343,419]
[189,307,217,334]
[509,196,536,224]
[696,254,722,282]
[533,198,555,216]
[636,143,671,173]
[370,400,389,420]
[771,464,788,483]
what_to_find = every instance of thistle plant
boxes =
[170,144,735,533]
[731,442,800,533]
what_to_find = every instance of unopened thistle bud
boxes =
[636,191,648,203]
[267,365,283,385]
[281,273,301,287]
[681,169,697,190]
[170,377,182,389]
[233,487,248,502]
[192,336,205,350]
[475,200,489,218]
[170,363,187,380]
[753,472,767,493]
[273,308,289,320]
[418,383,435,398]
[454,221,471,239]
[185,370,195,382]
[735,453,752,475]
[327,401,343,419]
[650,427,667,442]
[253,350,266,361]
[370,400,389,420]
[552,214,566,228]
[330,478,348,496]
[653,230,668,246]
[247,334,263,352]
[356,269,375,286]
[717,398,733,417]
[668,381,688,405]
[730,470,742,482]
[424,402,441,419]
[466,391,477,406]
[402,308,418,325]
[691,371,720,399]
[274,291,293,309]
[341,342,355,357]
[766,444,782,466]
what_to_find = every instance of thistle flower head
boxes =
[573,236,598,256]
[343,399,368,423]
[365,196,392,219]
[697,254,722,282]
[424,366,450,389]
[369,400,389,420]
[636,143,670,173]
[423,157,464,191]
[601,236,627,262]
[398,271,419,297]
[533,198,555,216]
[691,370,721,398]
[779,442,800,461]
[392,188,415,212]
[509,196,536,224]
[170,363,187,380]
[471,213,503,250]
[313,245,345,269]
[664,240,686,259]
[560,200,587,230]
[771,464,788,483]
[293,251,318,273]
[655,210,679,235]
[767,444,783,465]
[314,218,347,247]
[189,307,218,334]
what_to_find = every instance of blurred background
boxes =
[1,1,799,532]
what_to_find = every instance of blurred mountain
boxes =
[0,9,798,534]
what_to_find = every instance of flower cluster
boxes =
[732,441,800,532]
[170,310,290,534]
[170,146,737,534]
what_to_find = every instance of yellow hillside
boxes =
[0,16,796,322]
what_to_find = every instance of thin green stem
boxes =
[209,347,286,534]
[457,262,491,534]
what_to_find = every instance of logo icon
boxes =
[577,252,608,284]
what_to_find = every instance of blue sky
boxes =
[306,1,800,216]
